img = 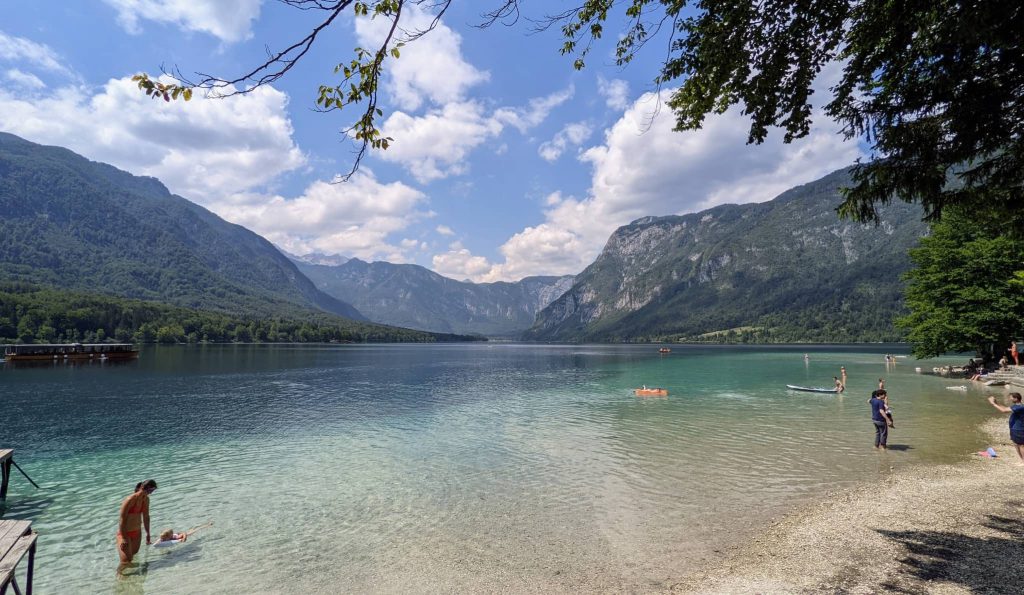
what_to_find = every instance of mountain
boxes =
[0,132,365,321]
[293,258,574,336]
[285,250,351,267]
[526,168,929,343]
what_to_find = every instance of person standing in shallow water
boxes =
[988,393,1024,463]
[869,389,894,450]
[117,479,157,574]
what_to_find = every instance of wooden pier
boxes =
[0,452,11,502]
[0,520,36,595]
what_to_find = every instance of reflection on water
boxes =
[0,344,997,593]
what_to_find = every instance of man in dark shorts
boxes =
[869,389,894,449]
[988,392,1024,463]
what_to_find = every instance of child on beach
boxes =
[152,522,213,548]
[987,393,1024,463]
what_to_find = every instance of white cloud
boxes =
[435,225,454,236]
[538,121,592,162]
[432,242,493,280]
[492,86,574,133]
[378,87,573,183]
[456,87,863,282]
[0,76,305,204]
[354,4,488,111]
[219,171,429,263]
[0,31,74,78]
[597,76,630,110]
[4,69,46,90]
[102,0,262,43]
[377,100,502,183]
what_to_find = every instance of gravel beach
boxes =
[670,418,1023,594]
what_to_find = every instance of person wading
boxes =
[869,389,894,450]
[117,479,157,574]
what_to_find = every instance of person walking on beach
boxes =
[869,389,894,450]
[987,393,1024,463]
[117,479,157,574]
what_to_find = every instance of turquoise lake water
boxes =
[0,344,1004,593]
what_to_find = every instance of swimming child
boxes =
[152,522,213,548]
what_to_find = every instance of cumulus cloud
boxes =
[378,87,573,183]
[220,171,429,263]
[436,225,454,236]
[538,121,592,162]
[354,4,488,111]
[377,100,502,183]
[432,242,493,280]
[597,76,630,110]
[0,76,305,204]
[4,69,46,89]
[0,31,74,78]
[102,0,262,43]
[447,88,863,282]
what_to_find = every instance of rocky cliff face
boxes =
[526,168,928,342]
[294,258,574,336]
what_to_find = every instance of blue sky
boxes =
[0,1,862,282]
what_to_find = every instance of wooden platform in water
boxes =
[0,520,36,595]
[0,451,11,502]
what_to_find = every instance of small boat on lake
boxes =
[634,387,669,397]
[786,384,839,394]
[2,343,139,362]
[658,348,671,354]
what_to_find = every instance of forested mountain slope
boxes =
[0,132,364,321]
[526,168,928,343]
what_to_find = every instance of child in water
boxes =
[152,521,213,548]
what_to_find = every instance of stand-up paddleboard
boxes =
[786,384,839,393]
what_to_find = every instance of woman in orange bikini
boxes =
[117,479,157,573]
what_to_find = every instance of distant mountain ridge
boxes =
[293,257,574,336]
[526,168,928,342]
[0,132,365,321]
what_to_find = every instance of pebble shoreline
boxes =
[669,418,1023,594]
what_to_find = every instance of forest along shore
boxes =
[671,417,1023,594]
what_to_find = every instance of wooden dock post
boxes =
[0,451,12,502]
[0,520,37,595]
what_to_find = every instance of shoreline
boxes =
[669,417,1023,594]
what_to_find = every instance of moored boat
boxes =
[2,343,139,362]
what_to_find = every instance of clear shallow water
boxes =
[0,344,1001,593]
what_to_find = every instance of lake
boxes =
[0,344,998,593]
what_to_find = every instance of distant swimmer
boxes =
[878,378,885,390]
[804,354,809,362]
[840,366,847,386]
[834,376,845,393]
